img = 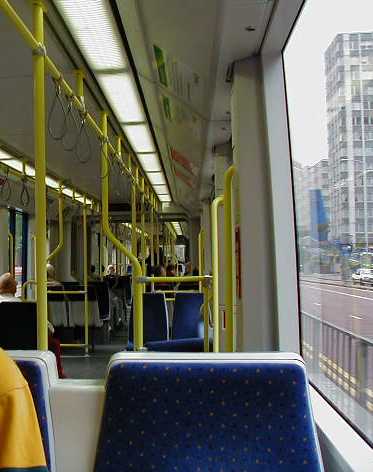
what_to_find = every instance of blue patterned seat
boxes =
[9,350,58,472]
[127,293,169,348]
[172,292,203,339]
[94,352,323,472]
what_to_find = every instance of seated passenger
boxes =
[106,264,116,276]
[89,264,100,281]
[46,263,63,288]
[0,348,48,471]
[0,272,19,302]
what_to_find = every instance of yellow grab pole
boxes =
[8,232,14,276]
[101,112,143,349]
[203,285,209,352]
[150,196,154,267]
[99,214,104,279]
[47,187,64,262]
[131,167,137,258]
[33,1,48,351]
[156,212,160,265]
[211,195,224,353]
[83,197,89,354]
[224,165,237,352]
[198,229,205,292]
[140,178,146,275]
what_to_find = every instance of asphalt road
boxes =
[300,281,373,341]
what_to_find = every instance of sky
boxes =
[283,0,373,167]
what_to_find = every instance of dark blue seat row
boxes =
[128,292,206,352]
[94,352,324,472]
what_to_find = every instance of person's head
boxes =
[154,265,166,277]
[106,264,115,276]
[185,261,192,275]
[46,263,56,281]
[0,272,17,296]
[166,264,175,276]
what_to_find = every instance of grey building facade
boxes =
[326,32,373,247]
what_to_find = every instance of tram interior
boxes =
[0,0,372,471]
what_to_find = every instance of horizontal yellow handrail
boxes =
[139,275,211,284]
[154,290,201,294]
[60,343,89,348]
[47,290,86,295]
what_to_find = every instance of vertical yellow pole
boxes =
[156,206,160,265]
[199,229,209,352]
[131,167,137,258]
[203,286,209,352]
[198,229,205,291]
[83,197,89,355]
[150,195,154,268]
[33,1,48,350]
[211,196,224,353]
[99,212,104,279]
[224,166,237,352]
[140,178,146,276]
[101,113,143,349]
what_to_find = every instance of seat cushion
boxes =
[94,353,323,472]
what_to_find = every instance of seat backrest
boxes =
[0,302,37,349]
[90,281,110,320]
[172,292,203,339]
[94,352,323,472]
[9,350,58,472]
[129,293,168,343]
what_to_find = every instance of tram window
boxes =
[284,0,373,445]
[8,209,28,295]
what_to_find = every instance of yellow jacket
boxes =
[0,348,48,471]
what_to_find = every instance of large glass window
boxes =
[8,209,28,295]
[284,0,373,444]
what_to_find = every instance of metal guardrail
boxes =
[301,311,373,412]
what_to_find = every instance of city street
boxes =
[300,280,373,340]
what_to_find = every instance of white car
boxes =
[351,269,361,284]
[358,268,373,285]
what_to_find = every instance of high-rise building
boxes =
[325,32,373,247]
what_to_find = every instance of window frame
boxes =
[261,0,373,457]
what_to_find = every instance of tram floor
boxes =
[62,329,128,379]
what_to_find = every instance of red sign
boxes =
[171,148,198,176]
[175,169,195,188]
